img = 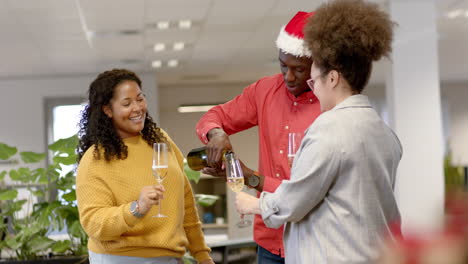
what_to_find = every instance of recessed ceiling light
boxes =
[168,59,179,67]
[157,21,170,30]
[173,42,185,51]
[152,60,162,68]
[179,20,192,29]
[153,43,166,52]
[178,105,217,113]
[447,9,464,19]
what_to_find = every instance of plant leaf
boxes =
[195,194,219,207]
[17,167,33,183]
[47,164,61,182]
[52,240,71,253]
[57,172,76,191]
[48,135,78,154]
[4,236,21,250]
[0,189,18,200]
[62,190,76,202]
[4,199,27,214]
[0,171,6,181]
[29,236,55,252]
[53,154,77,166]
[0,143,17,160]
[9,169,20,181]
[33,168,48,184]
[20,151,46,163]
[69,221,86,238]
[32,189,45,197]
[184,162,201,183]
[8,167,33,183]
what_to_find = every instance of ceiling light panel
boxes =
[152,60,162,68]
[153,43,166,52]
[168,59,179,67]
[177,105,217,113]
[173,42,185,51]
[178,20,192,29]
[447,9,464,19]
[157,21,170,30]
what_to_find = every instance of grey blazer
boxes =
[260,94,402,264]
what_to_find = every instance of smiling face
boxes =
[279,50,312,97]
[102,80,147,139]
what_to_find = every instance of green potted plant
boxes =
[0,135,88,264]
[444,151,465,195]
[0,136,219,264]
[184,162,219,207]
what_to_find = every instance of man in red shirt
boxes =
[195,11,321,264]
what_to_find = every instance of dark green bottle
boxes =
[187,147,231,171]
[187,147,209,171]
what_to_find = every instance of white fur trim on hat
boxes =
[275,26,312,58]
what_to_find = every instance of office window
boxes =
[52,104,84,177]
[45,97,85,202]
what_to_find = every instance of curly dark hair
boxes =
[304,0,395,93]
[77,69,167,162]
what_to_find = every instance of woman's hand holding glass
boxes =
[137,185,165,215]
[152,143,169,218]
[235,192,261,215]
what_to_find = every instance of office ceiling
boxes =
[0,0,466,85]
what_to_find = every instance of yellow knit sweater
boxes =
[76,133,211,262]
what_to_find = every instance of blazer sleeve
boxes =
[259,119,341,229]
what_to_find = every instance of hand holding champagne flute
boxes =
[288,132,303,168]
[152,143,168,218]
[225,151,252,228]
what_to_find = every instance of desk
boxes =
[207,237,256,264]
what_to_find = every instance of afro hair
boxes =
[304,0,395,92]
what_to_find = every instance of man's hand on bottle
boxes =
[206,128,232,168]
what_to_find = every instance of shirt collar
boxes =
[285,85,318,104]
[332,94,372,110]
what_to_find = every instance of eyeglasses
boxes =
[306,73,324,92]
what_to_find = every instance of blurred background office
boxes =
[0,0,467,263]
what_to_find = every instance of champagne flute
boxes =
[288,132,303,168]
[152,142,168,218]
[225,151,252,228]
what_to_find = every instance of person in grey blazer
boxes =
[235,0,402,263]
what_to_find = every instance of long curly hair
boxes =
[77,69,167,162]
[304,0,395,93]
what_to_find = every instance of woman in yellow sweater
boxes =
[76,69,214,264]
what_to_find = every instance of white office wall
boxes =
[365,82,467,164]
[159,82,258,168]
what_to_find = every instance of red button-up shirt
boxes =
[196,73,321,257]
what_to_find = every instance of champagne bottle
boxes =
[186,146,230,171]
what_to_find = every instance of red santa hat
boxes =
[276,11,314,57]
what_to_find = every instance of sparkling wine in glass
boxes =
[152,142,168,218]
[225,151,252,228]
[288,132,303,168]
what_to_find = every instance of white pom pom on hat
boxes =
[276,11,314,58]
